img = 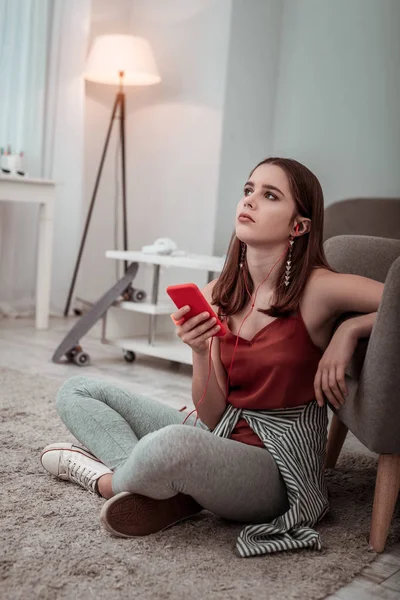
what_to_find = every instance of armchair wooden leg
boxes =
[369,454,400,553]
[324,413,348,470]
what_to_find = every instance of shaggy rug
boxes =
[1,366,399,600]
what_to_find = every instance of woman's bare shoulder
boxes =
[309,267,334,280]
[303,267,338,305]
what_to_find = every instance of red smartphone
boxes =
[166,283,226,337]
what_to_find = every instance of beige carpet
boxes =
[1,366,399,600]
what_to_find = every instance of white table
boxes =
[0,175,55,330]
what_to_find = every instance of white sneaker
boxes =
[40,443,112,495]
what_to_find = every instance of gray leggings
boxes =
[56,376,289,523]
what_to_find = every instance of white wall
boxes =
[48,0,91,313]
[0,0,90,316]
[75,0,132,305]
[78,0,232,308]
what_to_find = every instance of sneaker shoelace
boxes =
[67,459,98,494]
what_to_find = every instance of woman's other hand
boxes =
[314,324,359,409]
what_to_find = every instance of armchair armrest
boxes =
[339,256,400,453]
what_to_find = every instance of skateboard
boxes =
[72,287,146,316]
[52,262,139,365]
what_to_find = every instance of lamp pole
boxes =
[63,72,128,317]
[119,70,128,273]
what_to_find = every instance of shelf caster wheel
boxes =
[123,350,136,363]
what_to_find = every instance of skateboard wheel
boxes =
[123,350,136,363]
[73,351,90,366]
[66,345,82,362]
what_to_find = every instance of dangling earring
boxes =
[239,242,246,269]
[284,236,294,287]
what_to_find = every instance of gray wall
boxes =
[213,0,400,254]
[273,0,400,204]
[213,0,283,255]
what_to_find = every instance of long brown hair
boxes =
[212,157,337,318]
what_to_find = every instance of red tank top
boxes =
[219,307,324,448]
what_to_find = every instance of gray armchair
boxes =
[323,197,400,243]
[322,234,400,552]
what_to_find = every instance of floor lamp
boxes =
[64,34,161,317]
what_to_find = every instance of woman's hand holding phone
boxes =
[172,305,221,354]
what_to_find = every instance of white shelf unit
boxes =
[102,333,193,365]
[102,250,225,365]
[116,301,173,315]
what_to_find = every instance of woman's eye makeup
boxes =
[243,186,278,200]
[265,192,278,200]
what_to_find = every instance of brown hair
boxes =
[212,157,337,318]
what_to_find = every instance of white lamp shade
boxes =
[84,34,161,86]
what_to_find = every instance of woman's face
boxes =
[235,163,297,246]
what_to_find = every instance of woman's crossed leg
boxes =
[41,376,289,536]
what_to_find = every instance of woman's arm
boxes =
[314,271,383,317]
[192,345,227,430]
[191,280,228,430]
[337,311,378,340]
[314,311,378,409]
[311,271,382,409]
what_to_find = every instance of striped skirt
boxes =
[211,400,330,558]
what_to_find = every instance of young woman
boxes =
[41,157,383,557]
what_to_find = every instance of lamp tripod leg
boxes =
[63,93,122,317]
[119,91,128,274]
